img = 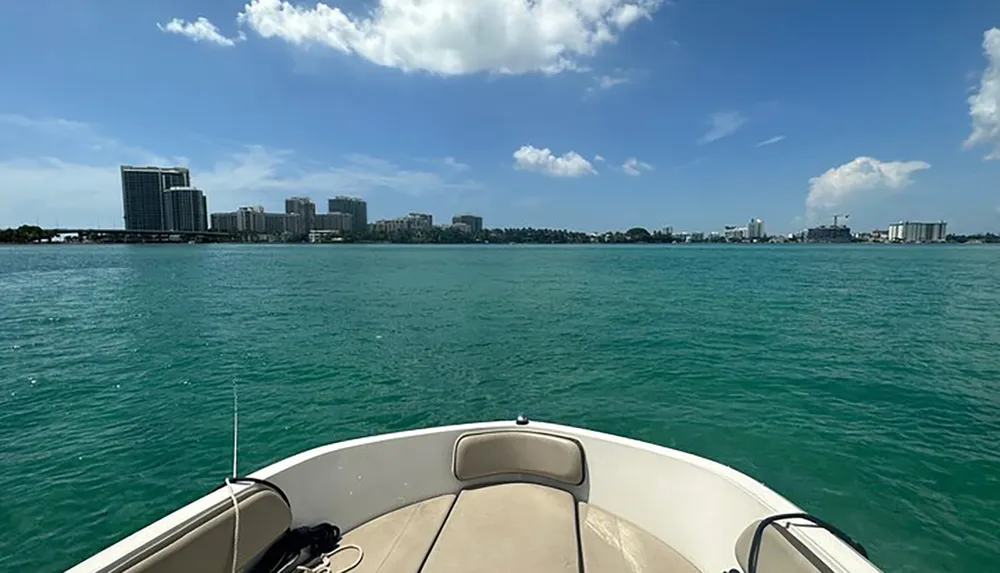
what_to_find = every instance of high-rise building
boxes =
[163,187,207,232]
[747,218,765,240]
[285,197,316,233]
[265,213,304,236]
[120,165,191,230]
[236,206,266,234]
[328,196,368,234]
[407,213,433,230]
[315,212,354,232]
[211,212,239,233]
[452,214,483,233]
[888,221,947,243]
[211,209,303,237]
[283,213,305,236]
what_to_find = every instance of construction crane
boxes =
[833,213,850,227]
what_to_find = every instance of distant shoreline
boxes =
[2,224,998,245]
[4,240,998,246]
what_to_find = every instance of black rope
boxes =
[745,512,868,573]
[223,476,344,573]
[224,476,292,508]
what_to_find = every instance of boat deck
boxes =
[88,427,849,573]
[327,482,701,573]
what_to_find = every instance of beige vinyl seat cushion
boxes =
[579,503,700,573]
[735,520,833,573]
[324,494,455,573]
[421,483,579,573]
[124,486,291,573]
[453,431,585,486]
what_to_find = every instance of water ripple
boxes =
[0,244,998,572]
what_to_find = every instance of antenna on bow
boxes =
[225,380,241,573]
[231,380,239,478]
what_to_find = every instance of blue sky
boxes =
[1,0,999,233]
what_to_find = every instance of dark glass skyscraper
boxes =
[120,166,191,230]
[328,196,368,234]
[163,187,207,231]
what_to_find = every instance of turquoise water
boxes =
[1,244,997,572]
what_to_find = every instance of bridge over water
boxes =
[50,228,231,242]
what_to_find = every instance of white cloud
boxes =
[610,3,647,28]
[965,28,1000,159]
[0,115,90,135]
[199,147,481,207]
[698,111,746,144]
[806,156,930,213]
[234,0,664,75]
[157,17,243,47]
[442,156,470,171]
[755,135,786,148]
[0,115,479,228]
[0,159,121,228]
[0,114,178,165]
[594,154,605,162]
[585,68,639,95]
[622,157,652,176]
[513,145,597,177]
[597,74,628,89]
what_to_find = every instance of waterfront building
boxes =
[371,219,397,234]
[723,225,747,241]
[314,212,354,232]
[747,218,765,240]
[210,212,238,233]
[210,208,302,237]
[265,213,305,236]
[372,213,434,233]
[285,197,316,233]
[120,165,191,230]
[162,187,207,232]
[328,196,368,233]
[856,229,890,243]
[371,218,404,234]
[674,231,704,243]
[806,225,852,243]
[236,206,266,234]
[309,230,345,243]
[283,213,306,236]
[888,221,947,243]
[407,213,433,230]
[452,214,483,233]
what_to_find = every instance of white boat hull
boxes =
[69,420,880,573]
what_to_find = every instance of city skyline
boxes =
[10,161,960,243]
[3,148,990,236]
[14,161,963,243]
[2,3,999,233]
